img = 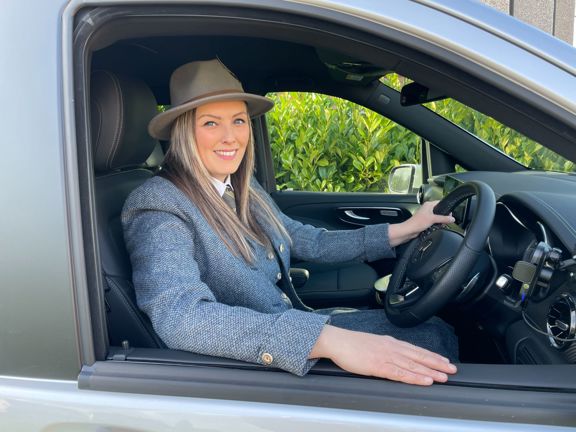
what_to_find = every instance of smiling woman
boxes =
[151,60,286,264]
[122,58,458,385]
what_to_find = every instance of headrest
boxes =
[91,70,160,173]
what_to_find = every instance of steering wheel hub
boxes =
[407,229,464,281]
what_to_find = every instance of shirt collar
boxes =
[211,176,233,197]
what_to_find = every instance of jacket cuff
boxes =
[258,309,331,376]
[363,223,396,262]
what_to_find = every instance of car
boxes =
[2,0,576,430]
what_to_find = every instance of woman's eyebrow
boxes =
[197,113,221,120]
[197,111,247,120]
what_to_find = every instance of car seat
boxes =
[91,70,166,348]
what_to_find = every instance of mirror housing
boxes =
[388,164,422,194]
[400,82,446,106]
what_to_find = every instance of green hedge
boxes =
[267,93,419,192]
[267,85,574,192]
[425,99,575,173]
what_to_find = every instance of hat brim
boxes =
[148,92,274,140]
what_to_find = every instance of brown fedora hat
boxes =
[148,59,274,140]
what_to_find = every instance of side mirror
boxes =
[388,164,422,194]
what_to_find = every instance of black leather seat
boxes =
[91,70,165,348]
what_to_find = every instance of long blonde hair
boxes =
[161,109,289,262]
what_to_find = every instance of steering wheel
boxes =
[385,181,495,327]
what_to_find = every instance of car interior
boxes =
[77,5,576,385]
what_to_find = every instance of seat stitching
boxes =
[93,101,103,164]
[105,71,124,171]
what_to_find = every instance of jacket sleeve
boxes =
[252,182,396,263]
[280,211,396,263]
[122,204,329,376]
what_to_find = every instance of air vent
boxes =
[547,293,576,349]
[564,344,576,363]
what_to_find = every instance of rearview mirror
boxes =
[400,82,446,106]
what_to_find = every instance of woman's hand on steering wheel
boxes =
[388,201,455,247]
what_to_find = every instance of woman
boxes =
[122,59,458,386]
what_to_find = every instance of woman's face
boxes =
[194,100,250,182]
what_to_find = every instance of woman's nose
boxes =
[221,123,236,143]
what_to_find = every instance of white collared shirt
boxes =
[211,176,233,197]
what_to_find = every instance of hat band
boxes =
[177,88,246,107]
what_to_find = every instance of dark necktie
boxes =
[223,184,236,212]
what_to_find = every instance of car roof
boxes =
[414,0,576,75]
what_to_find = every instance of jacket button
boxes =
[276,272,282,281]
[279,243,285,253]
[267,251,275,260]
[261,353,274,365]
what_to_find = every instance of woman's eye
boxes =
[234,118,246,125]
[203,121,217,127]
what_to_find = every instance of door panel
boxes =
[271,190,420,308]
[264,91,424,307]
[271,190,418,230]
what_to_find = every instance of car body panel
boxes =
[2,374,575,432]
[1,0,81,380]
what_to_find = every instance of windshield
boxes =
[381,74,575,173]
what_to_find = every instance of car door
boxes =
[47,2,576,431]
[257,90,425,307]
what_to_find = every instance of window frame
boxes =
[68,3,576,424]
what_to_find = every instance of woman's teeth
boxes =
[216,150,236,156]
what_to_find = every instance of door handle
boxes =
[343,210,370,221]
[339,207,405,227]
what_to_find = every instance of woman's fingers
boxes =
[370,336,457,385]
[421,200,455,225]
[393,338,457,373]
[393,356,449,383]
[376,362,436,386]
[373,356,452,386]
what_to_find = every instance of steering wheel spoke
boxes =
[389,280,429,308]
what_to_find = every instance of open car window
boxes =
[424,98,576,173]
[67,4,576,427]
[267,92,421,192]
[381,73,575,173]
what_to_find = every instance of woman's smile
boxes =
[214,149,239,160]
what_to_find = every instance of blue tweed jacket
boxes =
[122,176,395,375]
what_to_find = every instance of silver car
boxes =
[2,0,576,430]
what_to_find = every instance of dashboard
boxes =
[426,171,576,365]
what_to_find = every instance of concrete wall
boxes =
[480,0,575,45]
